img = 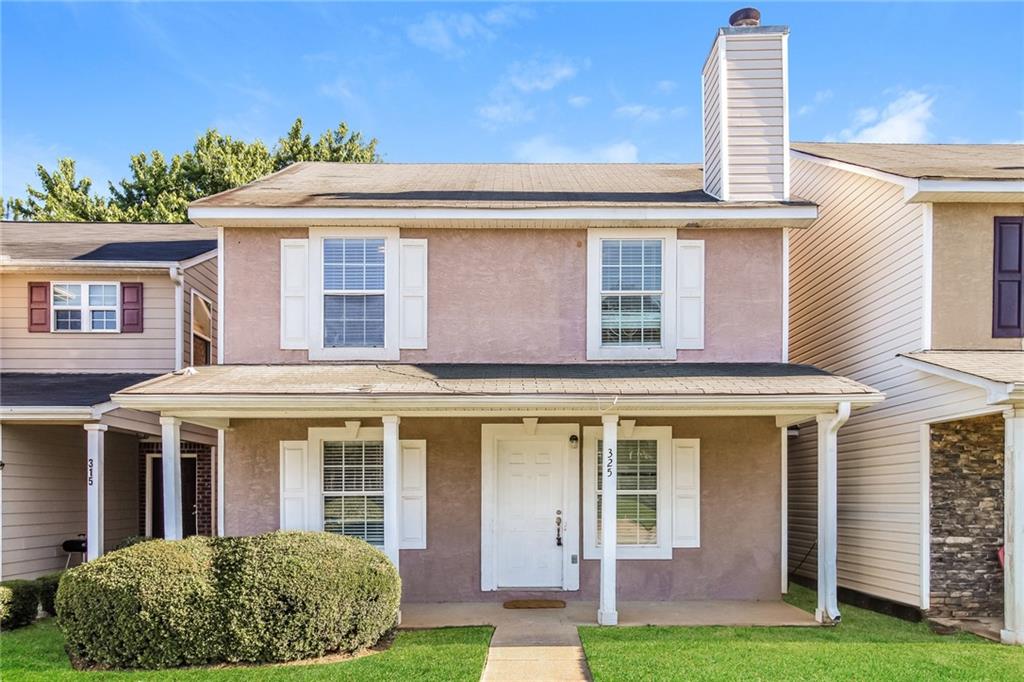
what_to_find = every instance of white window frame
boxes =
[51,281,120,333]
[582,425,673,560]
[586,228,677,360]
[308,228,400,361]
[190,290,213,366]
[309,426,386,546]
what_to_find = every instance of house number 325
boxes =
[606,448,614,477]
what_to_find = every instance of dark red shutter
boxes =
[993,217,1024,338]
[121,282,144,333]
[27,282,50,332]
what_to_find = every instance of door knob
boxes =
[555,513,563,547]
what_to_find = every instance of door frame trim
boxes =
[481,423,580,592]
[145,452,198,538]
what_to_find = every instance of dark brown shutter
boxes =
[993,217,1024,338]
[121,282,144,333]
[27,282,50,332]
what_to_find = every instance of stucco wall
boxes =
[932,203,1024,350]
[223,415,781,602]
[223,227,784,363]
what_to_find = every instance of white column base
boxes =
[1001,628,1024,645]
[598,609,619,626]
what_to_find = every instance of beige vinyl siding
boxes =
[724,35,785,201]
[788,155,932,607]
[0,272,177,373]
[702,42,724,198]
[183,256,218,366]
[103,407,218,446]
[1,424,139,579]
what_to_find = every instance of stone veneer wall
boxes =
[929,413,1004,619]
[138,441,213,537]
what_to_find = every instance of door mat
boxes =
[502,599,566,609]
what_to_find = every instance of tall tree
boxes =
[5,159,114,222]
[6,117,379,223]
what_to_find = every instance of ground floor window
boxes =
[322,440,385,546]
[596,439,659,545]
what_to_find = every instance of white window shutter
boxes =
[399,439,427,549]
[280,239,309,349]
[279,440,310,530]
[399,239,428,349]
[676,240,705,350]
[672,438,700,548]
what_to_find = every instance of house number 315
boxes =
[87,458,94,486]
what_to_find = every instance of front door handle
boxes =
[555,511,563,547]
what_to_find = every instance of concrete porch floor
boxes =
[400,599,819,630]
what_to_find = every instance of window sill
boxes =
[308,345,400,361]
[586,346,676,361]
[583,544,674,560]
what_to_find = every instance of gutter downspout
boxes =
[817,401,851,624]
[171,266,184,371]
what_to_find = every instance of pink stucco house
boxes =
[109,11,880,624]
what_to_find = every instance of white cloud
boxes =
[506,58,581,92]
[567,95,591,108]
[478,100,534,127]
[656,80,677,94]
[318,76,355,101]
[833,90,934,143]
[797,89,833,116]
[478,57,585,129]
[514,135,639,163]
[614,103,686,123]
[406,5,532,57]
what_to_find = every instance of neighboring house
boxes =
[786,143,1024,643]
[0,222,219,579]
[111,12,880,627]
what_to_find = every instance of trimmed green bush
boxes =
[0,579,39,630]
[35,571,63,616]
[58,536,221,669]
[56,531,400,669]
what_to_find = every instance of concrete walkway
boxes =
[401,600,816,681]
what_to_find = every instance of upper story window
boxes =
[587,228,704,360]
[323,238,386,348]
[52,282,119,333]
[600,239,664,347]
[190,290,213,366]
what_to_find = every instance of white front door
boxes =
[496,438,564,588]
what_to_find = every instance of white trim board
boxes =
[480,423,580,592]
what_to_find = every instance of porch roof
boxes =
[899,351,1024,404]
[113,364,880,417]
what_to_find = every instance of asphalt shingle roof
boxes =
[1,373,160,407]
[117,363,878,398]
[0,222,216,262]
[901,351,1024,385]
[792,142,1024,180]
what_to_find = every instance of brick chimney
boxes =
[702,8,790,201]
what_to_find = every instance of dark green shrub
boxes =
[56,531,400,669]
[57,536,221,669]
[0,579,39,630]
[215,532,401,663]
[35,571,63,616]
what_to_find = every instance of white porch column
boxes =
[383,415,400,568]
[83,424,107,561]
[160,417,184,541]
[1003,407,1024,645]
[599,414,619,625]
[816,402,850,624]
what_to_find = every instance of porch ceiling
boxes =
[111,363,881,418]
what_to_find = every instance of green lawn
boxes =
[580,583,1024,681]
[0,620,492,682]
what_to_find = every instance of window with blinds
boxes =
[322,440,385,546]
[323,238,386,348]
[596,439,659,545]
[600,239,663,346]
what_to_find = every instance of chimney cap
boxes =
[729,7,761,27]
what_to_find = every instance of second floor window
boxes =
[600,239,663,347]
[323,238,386,348]
[52,282,119,333]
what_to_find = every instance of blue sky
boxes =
[3,2,1023,200]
